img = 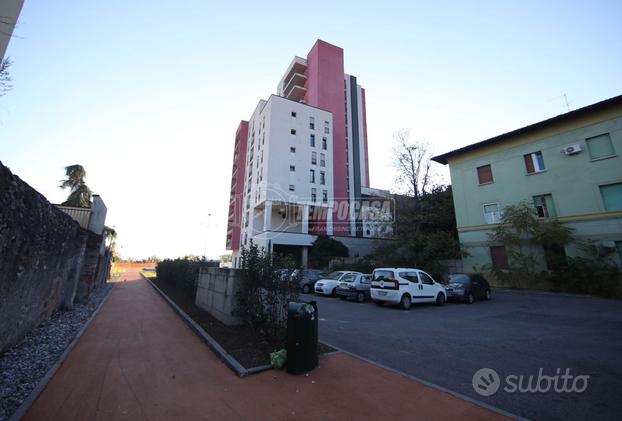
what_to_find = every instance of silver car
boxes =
[336,273,372,302]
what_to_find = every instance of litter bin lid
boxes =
[288,301,316,315]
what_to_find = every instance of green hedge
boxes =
[156,257,219,294]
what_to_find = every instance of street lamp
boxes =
[203,213,212,261]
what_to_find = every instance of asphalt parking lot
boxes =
[312,289,622,421]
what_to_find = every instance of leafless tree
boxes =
[393,129,433,198]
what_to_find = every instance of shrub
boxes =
[156,256,218,294]
[309,235,348,269]
[233,242,301,342]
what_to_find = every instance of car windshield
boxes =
[372,270,394,281]
[341,274,356,282]
[325,271,344,280]
[448,274,471,284]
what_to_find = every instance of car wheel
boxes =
[302,284,311,294]
[400,294,412,310]
[485,289,492,300]
[356,292,365,303]
[435,293,446,306]
[374,300,384,307]
[467,293,474,304]
[331,287,337,297]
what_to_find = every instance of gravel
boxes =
[0,284,113,421]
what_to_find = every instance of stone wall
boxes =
[0,161,110,352]
[195,267,241,325]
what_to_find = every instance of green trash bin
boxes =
[286,301,318,374]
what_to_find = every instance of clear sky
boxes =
[1,0,621,259]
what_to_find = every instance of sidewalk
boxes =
[24,270,509,420]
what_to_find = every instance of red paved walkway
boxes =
[25,270,509,420]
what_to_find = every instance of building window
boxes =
[483,203,501,224]
[490,246,509,269]
[312,151,317,165]
[290,129,296,135]
[324,121,330,134]
[322,190,328,203]
[586,133,615,160]
[322,137,327,150]
[320,153,325,167]
[289,165,295,172]
[290,147,296,153]
[477,165,493,184]
[600,182,622,211]
[310,134,315,147]
[320,171,325,185]
[310,169,315,183]
[291,111,297,118]
[309,117,315,130]
[289,184,295,191]
[533,194,556,217]
[311,188,317,202]
[524,151,546,174]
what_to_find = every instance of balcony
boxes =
[278,57,307,102]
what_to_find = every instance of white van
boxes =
[370,268,447,310]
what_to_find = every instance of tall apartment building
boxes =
[226,40,390,267]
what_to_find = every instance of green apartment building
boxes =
[433,95,622,272]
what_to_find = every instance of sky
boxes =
[1,0,621,260]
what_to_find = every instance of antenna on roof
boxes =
[563,93,570,112]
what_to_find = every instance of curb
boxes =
[8,284,114,421]
[321,341,529,421]
[142,274,272,378]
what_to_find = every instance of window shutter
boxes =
[524,154,535,173]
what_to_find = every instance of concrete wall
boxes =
[0,162,110,351]
[195,267,241,326]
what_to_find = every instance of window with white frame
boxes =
[320,171,325,185]
[324,121,330,134]
[533,194,557,217]
[310,134,315,147]
[322,137,327,150]
[320,153,325,167]
[312,151,317,165]
[322,190,328,203]
[483,203,501,224]
[290,147,296,153]
[289,165,295,172]
[311,188,317,202]
[289,184,295,192]
[309,117,315,130]
[310,169,315,183]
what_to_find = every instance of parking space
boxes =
[310,289,622,421]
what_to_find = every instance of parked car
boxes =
[336,274,372,302]
[315,271,362,296]
[296,269,328,294]
[370,268,447,310]
[444,273,491,303]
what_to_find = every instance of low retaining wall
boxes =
[195,267,241,325]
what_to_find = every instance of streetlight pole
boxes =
[203,213,212,261]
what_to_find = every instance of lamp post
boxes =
[203,213,212,261]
